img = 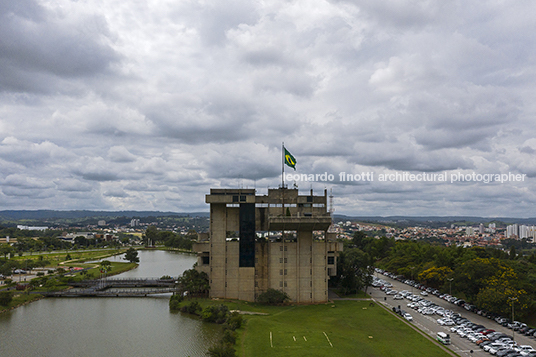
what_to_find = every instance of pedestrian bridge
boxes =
[41,277,179,297]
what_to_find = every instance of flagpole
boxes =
[282,142,285,189]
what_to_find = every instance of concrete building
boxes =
[194,187,342,303]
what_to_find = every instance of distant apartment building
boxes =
[130,219,140,227]
[506,224,519,238]
[194,187,342,303]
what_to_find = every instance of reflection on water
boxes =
[0,250,220,357]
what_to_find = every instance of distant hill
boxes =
[333,215,536,226]
[0,210,209,221]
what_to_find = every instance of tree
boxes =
[177,269,209,296]
[99,260,112,276]
[418,266,453,289]
[124,247,139,263]
[509,246,517,260]
[145,225,158,246]
[336,247,370,295]
[0,244,14,259]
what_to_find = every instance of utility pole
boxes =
[447,278,453,296]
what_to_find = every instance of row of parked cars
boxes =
[375,268,536,335]
[374,268,536,356]
[452,320,536,356]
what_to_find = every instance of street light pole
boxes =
[509,297,517,342]
[447,278,453,296]
[410,266,415,297]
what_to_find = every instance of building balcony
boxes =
[268,215,332,231]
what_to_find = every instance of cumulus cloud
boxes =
[0,0,534,215]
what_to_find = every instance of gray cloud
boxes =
[0,0,534,215]
[0,0,120,94]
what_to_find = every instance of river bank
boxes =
[0,250,214,357]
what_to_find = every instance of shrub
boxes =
[180,301,201,315]
[256,288,290,305]
[169,294,184,311]
[226,312,243,330]
[0,291,12,306]
[221,329,237,345]
[201,304,229,324]
[207,342,235,357]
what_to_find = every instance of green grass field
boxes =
[236,300,452,357]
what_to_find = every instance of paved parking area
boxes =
[368,273,535,356]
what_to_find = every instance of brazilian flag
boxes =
[284,147,297,170]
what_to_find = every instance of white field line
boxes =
[270,331,273,348]
[293,336,296,342]
[323,332,333,347]
[303,336,307,341]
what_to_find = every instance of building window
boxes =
[284,258,287,263]
[307,196,313,202]
[284,282,287,287]
[202,256,210,265]
[279,281,283,287]
[280,269,283,275]
[284,246,287,251]
[310,269,312,275]
[310,281,312,287]
[232,195,238,202]
[280,246,283,251]
[225,282,227,287]
[284,269,287,275]
[240,195,246,202]
[327,256,335,265]
[255,281,258,287]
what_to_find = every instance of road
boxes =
[368,273,536,356]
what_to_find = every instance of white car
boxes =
[519,346,536,356]
[394,295,404,300]
[403,313,413,321]
[420,291,428,296]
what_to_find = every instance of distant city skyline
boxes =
[1,1,535,217]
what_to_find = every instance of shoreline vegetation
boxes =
[0,247,144,314]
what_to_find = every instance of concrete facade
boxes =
[194,187,342,303]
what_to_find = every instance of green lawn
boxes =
[236,300,452,357]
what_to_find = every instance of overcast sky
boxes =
[1,0,535,217]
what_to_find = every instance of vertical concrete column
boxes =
[210,203,227,298]
[297,230,313,303]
